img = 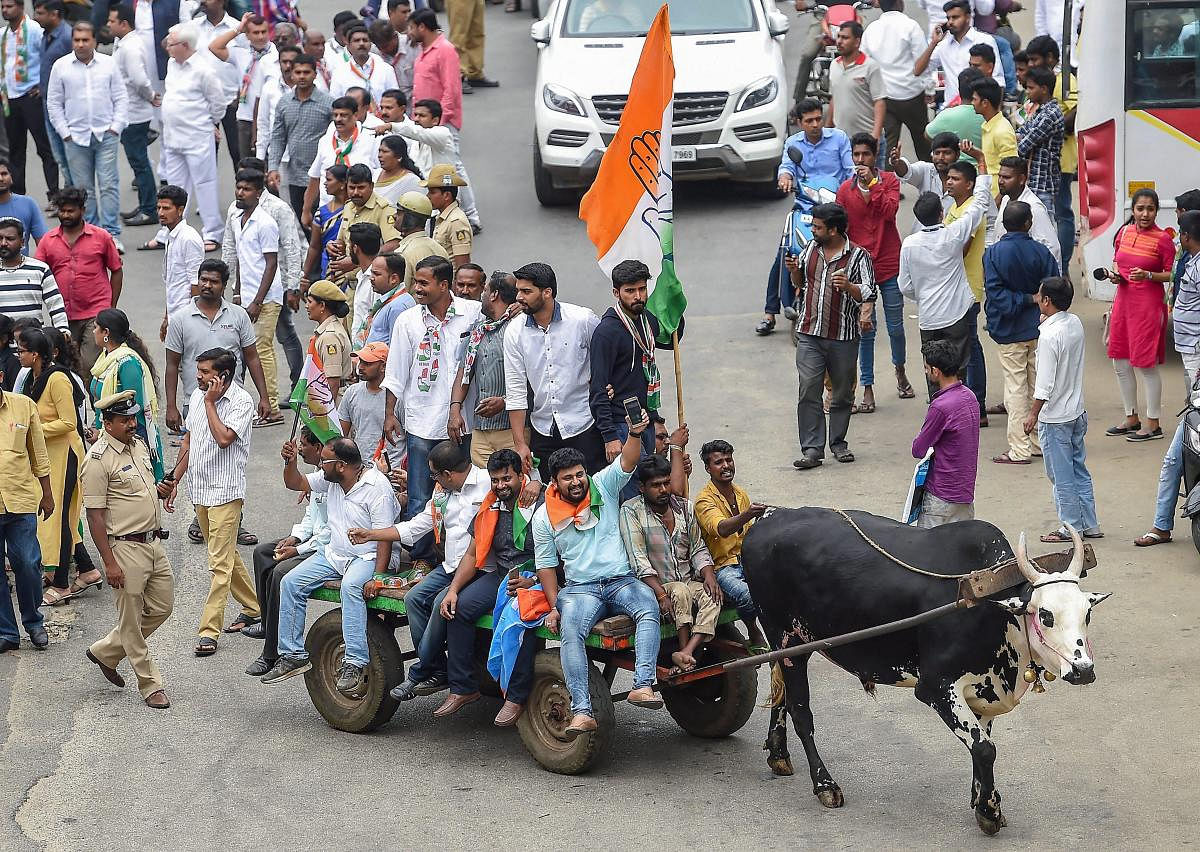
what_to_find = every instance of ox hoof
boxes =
[768,756,794,777]
[816,787,844,809]
[975,807,1007,835]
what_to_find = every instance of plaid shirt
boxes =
[793,238,876,341]
[268,88,334,187]
[1016,99,1064,196]
[619,495,714,583]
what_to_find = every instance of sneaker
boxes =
[245,655,273,676]
[335,662,366,697]
[260,655,311,684]
[390,677,419,701]
[413,673,449,695]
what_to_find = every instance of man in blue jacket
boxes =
[983,200,1058,465]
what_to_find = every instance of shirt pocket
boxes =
[0,422,27,454]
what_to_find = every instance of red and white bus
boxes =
[1077,0,1200,299]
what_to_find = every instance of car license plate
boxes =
[672,146,697,162]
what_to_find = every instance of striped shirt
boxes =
[1016,99,1064,196]
[0,256,67,330]
[793,239,876,341]
[464,314,511,431]
[184,383,254,506]
[619,495,715,584]
[1173,253,1200,357]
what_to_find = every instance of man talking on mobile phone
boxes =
[158,348,262,658]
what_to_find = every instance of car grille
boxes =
[591,91,729,127]
[733,123,777,142]
[546,129,590,147]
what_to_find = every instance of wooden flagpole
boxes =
[672,329,687,497]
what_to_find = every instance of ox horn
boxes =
[1015,532,1044,585]
[1065,523,1085,577]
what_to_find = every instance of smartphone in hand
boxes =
[622,396,646,426]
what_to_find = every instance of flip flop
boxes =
[1134,531,1171,547]
[897,380,915,399]
[252,414,284,428]
[857,399,876,414]
[224,613,259,633]
[992,453,1031,465]
[1039,530,1072,543]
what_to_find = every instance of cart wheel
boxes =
[517,650,615,774]
[304,609,404,733]
[661,625,758,738]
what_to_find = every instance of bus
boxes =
[1077,0,1200,299]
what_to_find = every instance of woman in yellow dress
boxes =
[15,327,96,605]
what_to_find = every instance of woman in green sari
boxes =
[88,309,165,481]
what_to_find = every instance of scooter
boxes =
[803,1,873,102]
[1179,373,1200,554]
[778,143,840,335]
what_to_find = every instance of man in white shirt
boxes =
[160,21,227,248]
[503,261,604,479]
[1026,275,1100,539]
[266,436,399,693]
[302,96,380,213]
[330,22,397,104]
[889,131,961,219]
[156,184,203,341]
[898,148,992,399]
[194,0,244,167]
[108,5,160,227]
[233,14,279,161]
[382,254,481,573]
[913,0,1005,104]
[45,22,127,243]
[255,45,296,160]
[916,0,996,37]
[224,168,284,418]
[986,155,1061,269]
[861,0,932,162]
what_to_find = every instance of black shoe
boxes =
[124,212,157,226]
[792,453,822,470]
[245,655,273,676]
[28,627,49,649]
[335,662,366,697]
[241,622,265,639]
[121,208,140,221]
[0,639,19,652]
[260,655,311,684]
[413,673,449,696]
[755,317,776,336]
[465,76,499,87]
[390,677,419,701]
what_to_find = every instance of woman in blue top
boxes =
[88,309,165,481]
[303,164,348,281]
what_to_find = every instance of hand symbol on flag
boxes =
[628,130,673,243]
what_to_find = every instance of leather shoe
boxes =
[563,713,597,739]
[433,691,481,717]
[0,639,18,653]
[493,700,524,727]
[466,76,499,87]
[144,690,170,709]
[86,648,125,687]
[124,212,157,226]
[241,622,266,639]
[28,627,49,649]
[245,655,272,676]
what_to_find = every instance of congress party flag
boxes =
[579,3,686,345]
[288,341,343,443]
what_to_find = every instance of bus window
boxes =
[1126,3,1200,107]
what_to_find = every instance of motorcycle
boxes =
[1180,374,1200,554]
[803,1,873,102]
[777,143,840,335]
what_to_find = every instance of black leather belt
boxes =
[113,530,168,543]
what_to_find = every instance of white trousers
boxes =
[160,145,224,242]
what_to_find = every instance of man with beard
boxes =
[0,216,64,330]
[300,96,379,228]
[267,53,334,220]
[913,0,1004,104]
[985,155,1060,270]
[330,23,397,104]
[787,202,876,469]
[889,132,961,217]
[453,263,484,301]
[263,437,398,695]
[533,415,662,739]
[361,252,416,347]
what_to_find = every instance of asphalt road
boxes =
[3,4,1199,850]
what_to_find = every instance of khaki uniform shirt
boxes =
[396,231,449,290]
[81,434,160,536]
[0,391,50,514]
[337,193,401,285]
[314,315,353,381]
[431,200,472,261]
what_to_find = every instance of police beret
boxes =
[96,389,142,417]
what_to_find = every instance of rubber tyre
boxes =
[533,142,578,207]
[304,610,404,734]
[661,624,758,738]
[1192,516,1200,557]
[517,650,615,774]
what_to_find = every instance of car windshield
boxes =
[563,0,757,37]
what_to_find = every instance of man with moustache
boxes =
[362,252,417,347]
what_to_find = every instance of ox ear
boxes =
[994,596,1029,614]
[1086,592,1112,608]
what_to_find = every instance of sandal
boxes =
[69,572,103,595]
[194,637,218,657]
[986,403,1008,415]
[833,449,855,463]
[42,587,73,606]
[1134,531,1171,547]
[1039,529,1072,543]
[188,518,204,544]
[992,453,1031,465]
[857,398,875,414]
[203,240,220,252]
[252,414,284,428]
[224,613,259,633]
[1105,421,1140,436]
[897,378,915,399]
[237,526,259,546]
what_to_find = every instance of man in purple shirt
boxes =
[911,339,980,528]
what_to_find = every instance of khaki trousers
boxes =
[998,340,1041,461]
[255,302,282,410]
[195,500,260,639]
[69,317,101,375]
[469,427,517,468]
[88,540,174,698]
[664,580,720,638]
[447,0,486,79]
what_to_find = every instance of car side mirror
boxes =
[767,9,790,36]
[531,19,551,44]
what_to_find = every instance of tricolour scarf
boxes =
[473,479,534,568]
[461,303,520,386]
[614,307,660,411]
[544,477,603,533]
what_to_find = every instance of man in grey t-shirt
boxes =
[828,21,886,143]
[339,342,405,469]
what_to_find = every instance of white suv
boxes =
[530,0,790,206]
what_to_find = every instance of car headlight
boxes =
[543,84,586,117]
[735,77,779,112]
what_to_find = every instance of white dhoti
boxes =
[160,145,224,243]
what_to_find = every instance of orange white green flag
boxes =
[578,3,686,345]
[288,339,343,442]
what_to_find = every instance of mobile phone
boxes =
[622,397,645,426]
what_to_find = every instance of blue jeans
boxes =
[763,246,793,315]
[45,113,71,188]
[557,575,661,717]
[1055,173,1076,271]
[404,567,453,682]
[965,302,986,415]
[0,512,43,642]
[858,276,906,386]
[1154,419,1186,531]
[1038,413,1100,534]
[716,563,758,622]
[276,549,377,667]
[64,132,121,237]
[120,121,157,217]
[996,36,1017,96]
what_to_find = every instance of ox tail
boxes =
[764,663,787,709]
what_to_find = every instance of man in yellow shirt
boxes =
[0,374,54,651]
[691,437,768,651]
[943,159,992,424]
[969,79,1017,199]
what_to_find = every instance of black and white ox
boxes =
[742,508,1111,835]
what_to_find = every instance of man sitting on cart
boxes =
[620,454,721,672]
[534,413,664,740]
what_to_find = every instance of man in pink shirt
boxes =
[35,187,123,371]
[407,8,481,230]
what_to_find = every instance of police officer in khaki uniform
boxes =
[328,164,403,288]
[395,191,449,291]
[82,391,175,710]
[424,164,472,270]
[306,280,354,401]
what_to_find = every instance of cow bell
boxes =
[1043,670,1057,682]
[1023,666,1037,684]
